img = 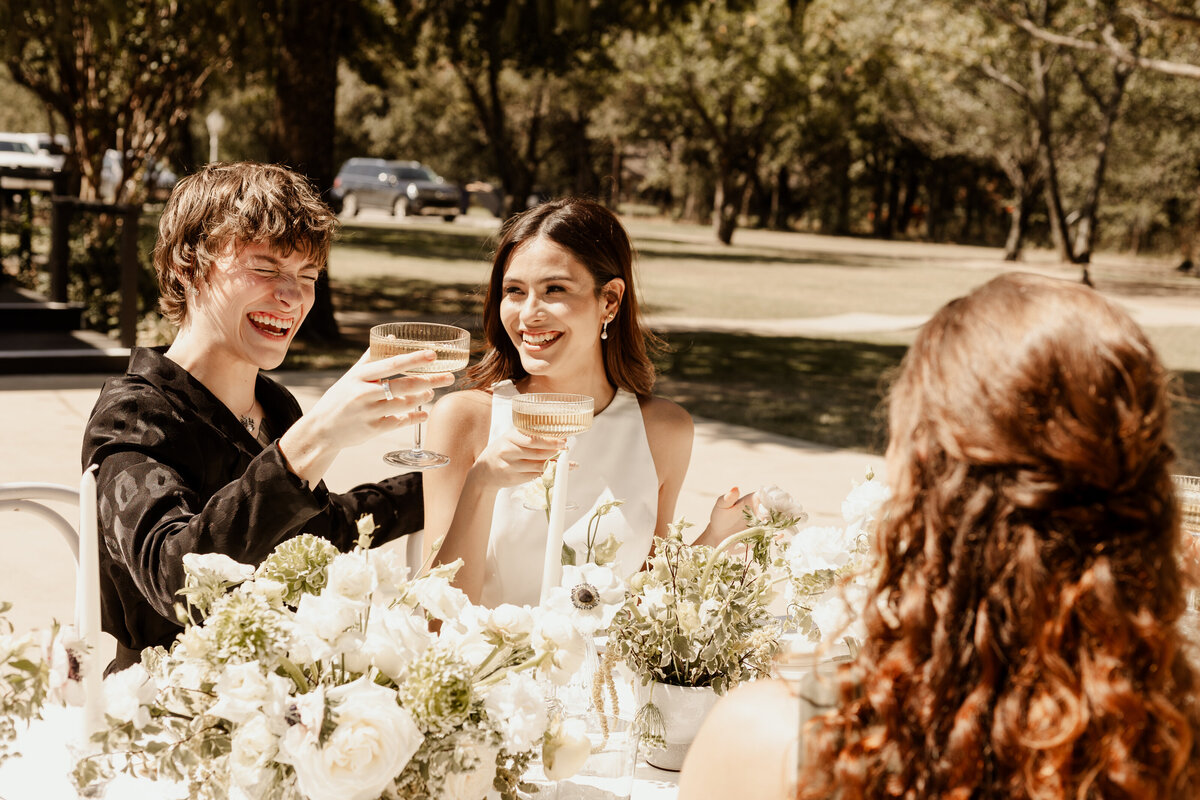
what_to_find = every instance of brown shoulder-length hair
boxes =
[798,272,1200,799]
[153,161,338,326]
[466,197,661,397]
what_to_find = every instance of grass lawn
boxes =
[295,214,1200,473]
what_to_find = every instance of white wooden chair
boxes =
[0,476,102,675]
[0,482,83,564]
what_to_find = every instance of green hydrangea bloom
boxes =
[397,647,475,735]
[255,534,339,606]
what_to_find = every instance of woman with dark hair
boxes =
[679,272,1200,799]
[423,197,745,606]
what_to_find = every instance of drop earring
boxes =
[601,315,613,340]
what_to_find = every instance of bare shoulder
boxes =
[637,394,694,440]
[678,678,801,800]
[428,389,493,439]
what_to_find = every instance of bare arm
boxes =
[641,396,695,542]
[279,349,452,486]
[422,389,563,601]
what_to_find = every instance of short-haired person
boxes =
[423,197,747,606]
[680,272,1200,799]
[82,162,453,671]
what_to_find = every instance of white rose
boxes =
[366,548,409,603]
[286,678,423,800]
[486,603,534,641]
[531,611,586,686]
[438,606,494,669]
[182,552,254,584]
[326,553,377,603]
[786,526,852,576]
[103,662,157,729]
[210,661,287,724]
[756,484,808,526]
[291,591,365,660]
[543,717,591,780]
[841,476,890,526]
[410,575,470,621]
[230,713,279,792]
[344,605,430,679]
[441,742,500,800]
[483,673,548,752]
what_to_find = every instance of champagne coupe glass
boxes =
[512,393,594,512]
[511,393,595,438]
[1174,474,1200,612]
[370,322,470,470]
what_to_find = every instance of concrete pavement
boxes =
[0,369,883,655]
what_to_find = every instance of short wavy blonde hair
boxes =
[153,162,338,325]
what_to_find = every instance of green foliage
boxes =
[607,525,782,693]
[1,0,237,202]
[0,603,51,765]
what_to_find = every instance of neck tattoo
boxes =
[239,398,257,434]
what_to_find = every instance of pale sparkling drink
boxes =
[511,393,595,437]
[369,321,471,470]
[370,336,469,374]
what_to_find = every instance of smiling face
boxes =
[499,236,622,385]
[182,240,319,371]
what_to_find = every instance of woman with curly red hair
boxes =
[681,272,1200,799]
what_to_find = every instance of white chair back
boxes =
[0,477,100,659]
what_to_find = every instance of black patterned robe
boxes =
[82,347,423,669]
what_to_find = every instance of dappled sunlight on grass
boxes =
[652,332,903,452]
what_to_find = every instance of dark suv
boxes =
[332,158,462,221]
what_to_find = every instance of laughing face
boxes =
[500,236,622,383]
[184,241,319,371]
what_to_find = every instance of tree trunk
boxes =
[1004,197,1028,261]
[713,164,740,245]
[271,1,342,343]
[769,165,790,231]
[1071,67,1131,267]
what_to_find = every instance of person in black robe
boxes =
[82,162,454,670]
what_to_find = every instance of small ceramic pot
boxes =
[634,680,720,771]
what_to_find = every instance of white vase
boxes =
[634,681,720,771]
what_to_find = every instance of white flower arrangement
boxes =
[0,602,89,764]
[784,468,888,644]
[72,517,589,800]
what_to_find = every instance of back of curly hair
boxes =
[797,272,1200,799]
[153,161,337,326]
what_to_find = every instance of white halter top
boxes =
[480,380,659,607]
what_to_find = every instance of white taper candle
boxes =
[540,441,573,604]
[77,465,104,737]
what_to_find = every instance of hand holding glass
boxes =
[370,322,470,470]
[512,393,594,511]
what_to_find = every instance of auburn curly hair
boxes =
[797,272,1200,799]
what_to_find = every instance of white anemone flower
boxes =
[544,563,626,635]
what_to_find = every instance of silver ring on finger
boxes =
[381,379,394,401]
